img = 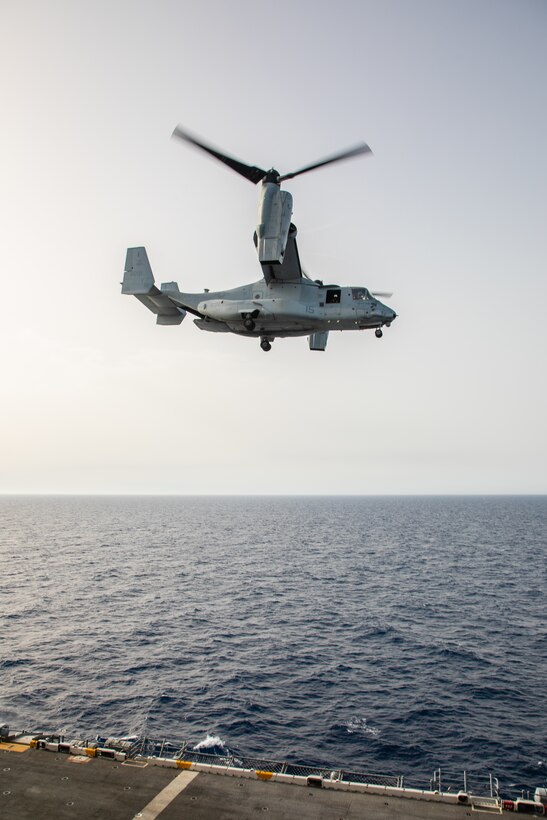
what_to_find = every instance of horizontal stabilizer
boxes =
[122,247,185,325]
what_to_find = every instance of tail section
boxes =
[122,247,155,294]
[122,247,186,325]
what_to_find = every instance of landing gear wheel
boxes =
[375,328,383,339]
[244,318,256,331]
[260,339,272,352]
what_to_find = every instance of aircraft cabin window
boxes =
[326,289,341,304]
[352,288,371,300]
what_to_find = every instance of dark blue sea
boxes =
[1,496,545,795]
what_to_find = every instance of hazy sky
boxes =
[1,0,546,494]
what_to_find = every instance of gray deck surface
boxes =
[1,747,508,819]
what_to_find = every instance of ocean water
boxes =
[0,495,545,793]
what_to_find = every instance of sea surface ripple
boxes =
[0,495,545,792]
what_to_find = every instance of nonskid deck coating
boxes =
[1,746,514,819]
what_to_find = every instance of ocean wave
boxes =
[191,733,229,754]
[344,717,381,738]
[0,495,545,792]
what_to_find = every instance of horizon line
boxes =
[1,492,546,498]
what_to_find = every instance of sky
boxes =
[0,0,546,494]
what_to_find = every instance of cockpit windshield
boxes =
[351,288,372,301]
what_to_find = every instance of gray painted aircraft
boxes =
[122,127,397,352]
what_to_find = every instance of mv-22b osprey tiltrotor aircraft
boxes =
[122,126,397,352]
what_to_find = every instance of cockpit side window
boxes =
[326,289,341,304]
[352,288,371,300]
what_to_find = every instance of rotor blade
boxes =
[278,143,372,182]
[372,291,393,298]
[172,125,268,184]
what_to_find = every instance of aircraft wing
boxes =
[259,224,303,284]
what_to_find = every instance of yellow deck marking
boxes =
[133,770,198,819]
[0,742,29,753]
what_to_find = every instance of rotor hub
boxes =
[263,168,280,185]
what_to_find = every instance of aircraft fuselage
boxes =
[166,279,396,338]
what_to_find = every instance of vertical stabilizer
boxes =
[122,247,154,294]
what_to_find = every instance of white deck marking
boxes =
[134,770,198,819]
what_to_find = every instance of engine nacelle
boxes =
[255,183,293,265]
